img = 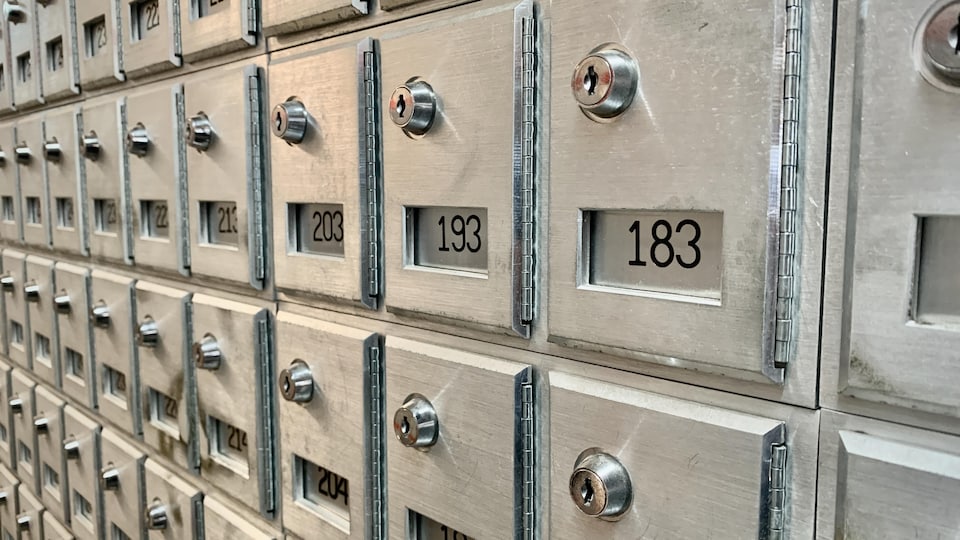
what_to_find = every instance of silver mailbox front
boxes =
[119,0,181,78]
[380,1,536,337]
[75,0,125,88]
[100,428,146,540]
[144,458,202,539]
[16,484,44,540]
[385,336,533,539]
[36,0,81,101]
[269,38,380,309]
[54,263,94,408]
[90,270,139,437]
[63,405,102,540]
[179,0,257,62]
[81,97,129,264]
[3,250,31,369]
[8,0,42,108]
[0,123,22,242]
[33,386,67,525]
[10,369,38,495]
[262,0,367,37]
[17,116,48,248]
[25,255,58,387]
[43,106,86,255]
[276,312,381,540]
[204,496,280,540]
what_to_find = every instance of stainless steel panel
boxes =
[193,294,273,517]
[0,360,13,469]
[43,107,85,255]
[127,82,186,274]
[183,62,266,289]
[75,0,124,88]
[143,458,202,540]
[277,312,380,540]
[381,2,532,337]
[81,97,129,263]
[816,410,960,539]
[270,39,379,308]
[10,370,37,495]
[8,0,43,107]
[0,30,14,113]
[134,281,196,473]
[16,484,44,540]
[34,386,67,524]
[101,428,145,540]
[179,0,256,62]
[0,464,20,540]
[90,270,139,436]
[42,513,73,539]
[0,123,22,242]
[63,406,102,540]
[25,255,58,387]
[262,0,367,37]
[16,117,48,248]
[119,0,181,78]
[204,496,280,540]
[2,251,30,368]
[385,336,531,539]
[54,263,94,408]
[35,0,81,100]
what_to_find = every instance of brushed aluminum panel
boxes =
[25,255,58,386]
[63,406,102,540]
[179,0,256,62]
[204,496,280,540]
[90,270,139,436]
[0,464,20,540]
[144,458,202,540]
[81,97,129,263]
[100,428,145,540]
[3,251,30,368]
[0,30,14,113]
[119,0,180,78]
[54,263,94,408]
[43,107,85,255]
[35,0,80,100]
[0,360,13,470]
[8,0,43,108]
[10,370,38,495]
[75,0,125,88]
[0,123,22,242]
[34,386,67,524]
[17,117,48,248]
[262,0,367,37]
[16,484,44,540]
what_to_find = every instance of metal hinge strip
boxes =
[174,90,189,270]
[247,71,266,284]
[361,42,382,307]
[368,342,384,539]
[767,443,788,540]
[256,315,276,516]
[520,14,536,326]
[520,376,535,540]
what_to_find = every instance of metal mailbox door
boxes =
[261,0,366,37]
[179,0,256,63]
[204,496,279,540]
[134,281,196,473]
[0,30,14,113]
[43,107,85,255]
[193,294,273,517]
[817,411,960,539]
[75,0,124,88]
[127,82,186,275]
[183,62,266,290]
[35,0,80,101]
[101,428,146,540]
[16,484,44,540]
[380,2,536,337]
[385,336,533,539]
[63,406,102,540]
[276,312,382,540]
[16,117,48,248]
[0,123,21,242]
[81,97,129,263]
[119,0,180,78]
[54,263,95,408]
[90,270,138,437]
[830,0,960,418]
[550,372,787,538]
[270,39,382,309]
[2,250,30,369]
[0,464,19,540]
[0,360,13,469]
[548,0,805,385]
[25,255,58,387]
[42,513,73,539]
[10,370,37,495]
[34,386,67,524]
[144,459,202,539]
[8,0,42,108]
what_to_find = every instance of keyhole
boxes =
[583,65,599,96]
[282,376,290,394]
[580,477,595,507]
[953,15,959,55]
[400,415,410,435]
[275,111,284,131]
[396,94,407,118]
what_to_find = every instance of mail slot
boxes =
[25,255,58,387]
[33,386,67,524]
[827,0,960,419]
[270,38,381,309]
[127,81,187,275]
[144,458,203,538]
[183,62,267,290]
[0,32,14,113]
[0,360,12,470]
[277,312,382,539]
[548,0,807,385]
[16,484,44,540]
[380,1,536,337]
[101,428,146,540]
[204,496,280,540]
[135,281,196,473]
[8,0,43,108]
[193,294,273,517]
[2,250,31,369]
[75,0,125,88]
[54,263,95,408]
[90,270,139,437]
[10,369,38,495]
[0,464,20,540]
[43,106,86,255]
[179,0,257,63]
[35,0,81,100]
[63,406,102,540]
[16,117,48,248]
[385,336,532,539]
[262,0,367,37]
[81,96,130,263]
[0,122,21,242]
[120,0,181,78]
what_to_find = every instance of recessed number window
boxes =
[291,203,344,257]
[196,0,228,18]
[296,456,349,524]
[95,198,119,234]
[407,207,488,274]
[103,365,127,401]
[913,215,960,327]
[10,321,23,347]
[148,388,179,433]
[209,416,249,471]
[131,0,160,41]
[18,441,31,465]
[0,424,7,442]
[16,53,30,83]
[200,201,238,246]
[43,463,61,496]
[410,511,474,540]
[84,17,108,58]
[73,491,93,524]
[65,348,85,382]
[35,333,51,364]
[26,197,41,225]
[111,524,132,540]
[46,38,64,72]
[56,197,75,229]
[140,200,169,238]
[2,196,13,222]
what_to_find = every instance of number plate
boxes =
[84,17,108,58]
[210,416,248,466]
[148,388,179,432]
[584,210,723,301]
[140,200,170,238]
[200,201,239,246]
[102,365,127,401]
[408,207,488,274]
[132,0,161,41]
[56,198,75,229]
[292,203,345,257]
[411,512,474,540]
[94,199,120,234]
[26,197,42,225]
[197,0,229,18]
[297,456,349,517]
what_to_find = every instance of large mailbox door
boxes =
[183,62,267,290]
[277,312,381,540]
[0,360,13,469]
[127,82,186,275]
[385,336,533,539]
[550,372,787,538]
[270,39,381,309]
[0,30,14,113]
[17,117,49,248]
[119,0,181,78]
[134,281,196,473]
[179,0,256,63]
[75,0,124,88]
[0,122,22,242]
[54,263,95,409]
[101,428,146,540]
[25,255,58,387]
[10,370,38,495]
[0,464,20,540]
[8,0,43,108]
[16,484,44,540]
[63,406,103,540]
[548,0,806,385]
[204,496,280,540]
[144,458,202,540]
[816,411,960,539]
[90,270,139,437]
[193,295,273,517]
[262,0,367,37]
[2,250,31,369]
[33,386,67,525]
[36,0,81,101]
[43,107,86,255]
[81,97,130,263]
[830,0,960,418]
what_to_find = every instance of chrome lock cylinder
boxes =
[186,113,214,151]
[571,45,639,120]
[127,123,150,157]
[272,99,308,144]
[393,393,439,449]
[569,449,633,519]
[389,80,438,136]
[194,334,222,370]
[918,1,960,88]
[278,360,314,403]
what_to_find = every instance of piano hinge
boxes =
[174,90,190,270]
[246,70,266,284]
[246,0,259,35]
[256,315,276,516]
[767,443,788,540]
[360,40,382,308]
[519,371,535,540]
[367,339,385,539]
[514,6,537,333]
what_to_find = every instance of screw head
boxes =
[278,360,314,403]
[571,47,639,120]
[388,81,437,135]
[186,113,214,151]
[193,334,222,370]
[90,300,111,327]
[271,100,308,144]
[43,138,62,162]
[127,122,150,157]
[569,450,632,519]
[393,393,439,449]
[137,317,159,347]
